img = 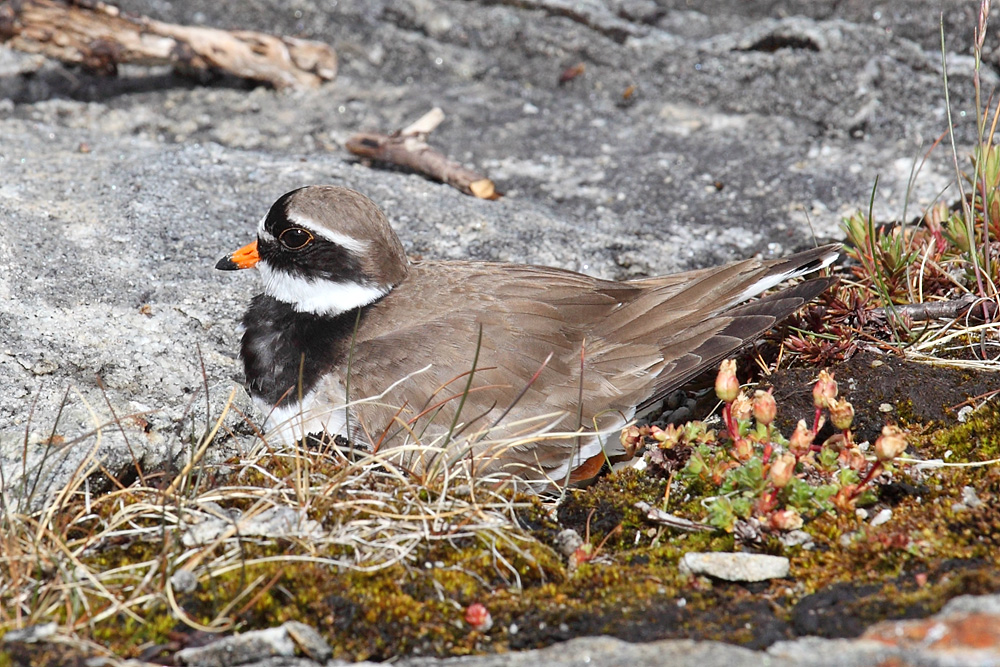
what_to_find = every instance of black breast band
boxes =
[240,294,369,408]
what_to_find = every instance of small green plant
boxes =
[841,208,920,306]
[794,0,1000,366]
[628,360,910,535]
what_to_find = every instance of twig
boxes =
[345,108,500,199]
[870,294,980,321]
[634,501,712,533]
[0,0,337,90]
[947,386,1000,412]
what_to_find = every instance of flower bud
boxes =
[840,447,867,472]
[874,425,907,461]
[812,370,838,409]
[733,437,753,461]
[752,389,777,426]
[464,603,493,632]
[829,398,855,431]
[768,452,796,488]
[715,359,740,403]
[620,425,642,452]
[769,508,804,531]
[788,419,815,457]
[731,393,753,422]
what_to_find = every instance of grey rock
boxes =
[664,390,686,411]
[236,660,374,667]
[961,485,983,509]
[957,405,976,423]
[869,508,892,527]
[680,552,790,582]
[665,405,693,425]
[778,529,815,550]
[767,637,903,667]
[185,658,327,667]
[170,569,199,594]
[397,636,789,667]
[175,624,297,666]
[507,0,648,42]
[942,593,1000,616]
[555,528,584,557]
[283,622,333,663]
[181,505,323,547]
[1,621,58,643]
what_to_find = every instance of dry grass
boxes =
[0,387,573,653]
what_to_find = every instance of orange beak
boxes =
[216,240,260,270]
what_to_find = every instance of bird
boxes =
[217,185,838,489]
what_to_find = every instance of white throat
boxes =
[258,260,389,316]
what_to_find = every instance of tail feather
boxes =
[635,276,836,414]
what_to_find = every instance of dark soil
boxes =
[765,350,999,444]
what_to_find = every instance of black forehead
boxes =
[262,188,306,236]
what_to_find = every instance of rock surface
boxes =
[680,552,791,582]
[159,594,1000,666]
[1,0,987,501]
[174,621,334,667]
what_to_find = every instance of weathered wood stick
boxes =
[871,294,985,322]
[634,501,712,533]
[345,107,500,200]
[0,0,337,90]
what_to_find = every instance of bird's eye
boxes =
[278,227,313,250]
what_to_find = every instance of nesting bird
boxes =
[217,186,837,486]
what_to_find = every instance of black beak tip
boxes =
[216,255,239,271]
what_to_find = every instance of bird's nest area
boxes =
[4,218,1000,664]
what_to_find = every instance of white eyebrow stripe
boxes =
[258,261,388,316]
[286,211,369,254]
[257,214,276,243]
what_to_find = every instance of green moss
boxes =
[10,400,1000,662]
[556,468,668,551]
[928,401,1000,460]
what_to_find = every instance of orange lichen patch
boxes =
[863,612,1000,650]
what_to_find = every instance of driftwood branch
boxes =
[0,0,337,90]
[345,108,500,200]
